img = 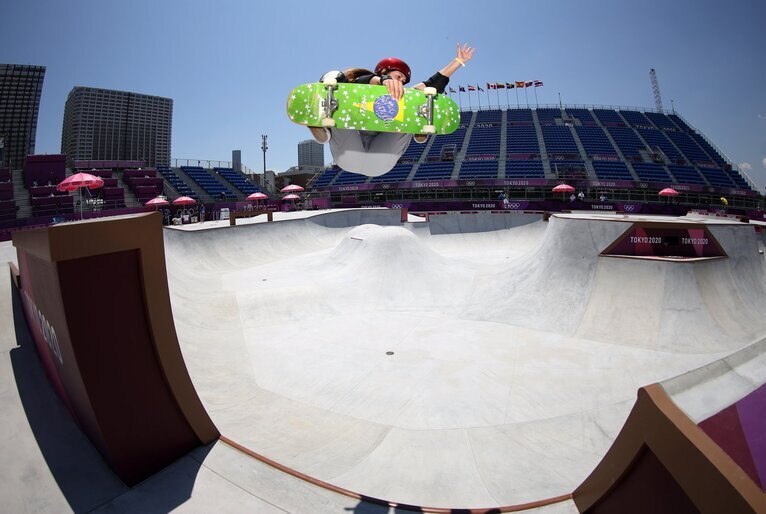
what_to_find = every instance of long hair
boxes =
[343,68,374,82]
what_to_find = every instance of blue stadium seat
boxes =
[412,162,454,181]
[458,160,499,180]
[214,168,261,195]
[181,166,237,200]
[157,166,195,198]
[632,163,673,183]
[542,126,579,154]
[592,161,633,181]
[505,160,544,178]
[370,164,412,183]
[576,126,618,157]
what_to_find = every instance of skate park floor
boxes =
[2,208,765,512]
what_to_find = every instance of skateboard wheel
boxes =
[321,117,336,128]
[423,125,436,134]
[423,86,437,96]
[323,77,338,87]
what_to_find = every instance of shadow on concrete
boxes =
[9,279,211,512]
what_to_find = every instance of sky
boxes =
[2,0,765,190]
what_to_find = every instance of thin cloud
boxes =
[762,157,766,169]
[740,162,753,172]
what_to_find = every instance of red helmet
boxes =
[375,57,411,84]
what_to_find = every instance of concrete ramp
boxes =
[163,210,766,508]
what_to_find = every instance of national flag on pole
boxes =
[449,87,457,93]
[525,81,533,87]
[487,83,496,90]
[495,82,506,89]
[467,85,476,91]
[516,81,525,88]
[478,85,484,91]
[534,80,543,87]
[459,86,466,92]
[506,82,515,89]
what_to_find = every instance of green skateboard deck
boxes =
[287,82,460,135]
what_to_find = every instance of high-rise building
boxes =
[61,87,172,167]
[0,64,46,170]
[232,150,241,172]
[298,139,324,167]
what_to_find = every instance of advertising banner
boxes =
[602,223,726,259]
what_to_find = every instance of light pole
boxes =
[261,134,268,175]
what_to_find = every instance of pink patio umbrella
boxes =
[56,172,105,219]
[552,183,575,201]
[145,197,169,208]
[282,193,300,211]
[56,172,105,192]
[172,196,197,206]
[280,184,305,193]
[659,187,679,204]
[247,192,269,209]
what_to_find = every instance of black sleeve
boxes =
[354,74,376,84]
[423,72,449,94]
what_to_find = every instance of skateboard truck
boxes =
[417,87,438,134]
[321,77,339,127]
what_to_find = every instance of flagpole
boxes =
[505,85,509,109]
[458,89,462,111]
[476,86,481,110]
[534,85,539,108]
[496,84,501,109]
[515,86,519,108]
[467,88,472,111]
[525,85,529,108]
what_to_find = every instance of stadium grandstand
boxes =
[308,105,762,214]
[0,155,267,240]
[0,105,763,242]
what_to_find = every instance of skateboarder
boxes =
[310,43,475,177]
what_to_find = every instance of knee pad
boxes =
[319,70,348,83]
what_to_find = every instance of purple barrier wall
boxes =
[699,383,766,492]
[23,155,67,189]
[321,177,759,198]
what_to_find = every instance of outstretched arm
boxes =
[412,43,475,90]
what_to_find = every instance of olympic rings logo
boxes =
[508,202,521,209]
[623,204,636,212]
[466,181,476,186]
[390,203,403,209]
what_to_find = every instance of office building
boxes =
[298,139,324,167]
[0,64,46,170]
[232,150,241,172]
[62,86,172,167]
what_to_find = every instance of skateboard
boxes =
[287,79,460,135]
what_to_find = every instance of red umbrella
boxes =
[552,183,575,193]
[552,183,575,201]
[145,197,169,207]
[280,184,305,193]
[172,196,196,206]
[659,187,679,205]
[57,172,104,192]
[247,192,268,209]
[57,172,105,219]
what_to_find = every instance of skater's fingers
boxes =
[385,80,403,101]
